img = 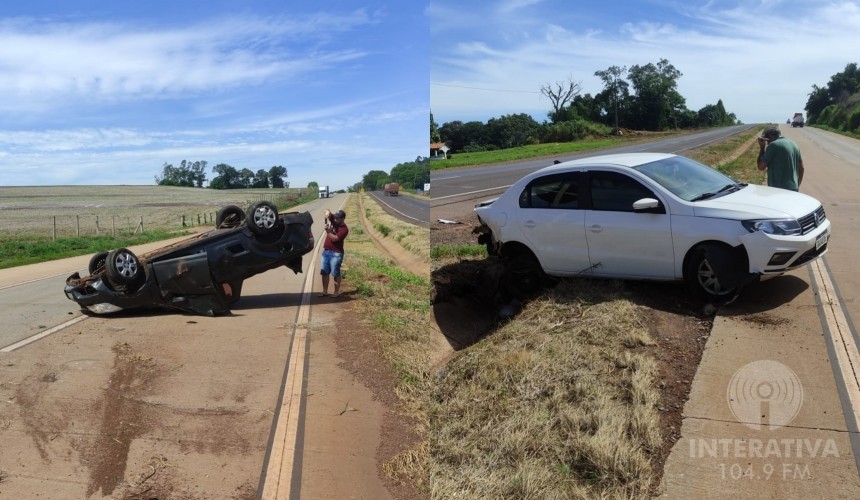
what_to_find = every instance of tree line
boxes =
[805,62,860,133]
[436,58,740,154]
[155,160,288,189]
[350,156,430,193]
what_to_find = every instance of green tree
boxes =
[210,163,240,189]
[308,181,319,191]
[239,168,254,188]
[805,84,832,124]
[431,111,441,143]
[438,120,488,152]
[390,157,430,189]
[362,170,389,191]
[594,65,628,133]
[628,59,685,130]
[268,165,287,188]
[486,113,541,149]
[154,159,207,187]
[252,169,270,188]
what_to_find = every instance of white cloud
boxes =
[431,1,860,124]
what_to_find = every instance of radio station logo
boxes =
[727,360,803,431]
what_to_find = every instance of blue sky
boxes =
[430,0,860,126]
[0,1,428,189]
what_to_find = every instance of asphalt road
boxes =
[365,189,430,227]
[429,124,758,205]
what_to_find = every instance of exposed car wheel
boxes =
[215,205,245,229]
[106,248,144,291]
[88,251,110,275]
[247,201,280,236]
[503,253,545,300]
[685,245,737,302]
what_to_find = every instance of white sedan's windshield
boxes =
[634,156,744,201]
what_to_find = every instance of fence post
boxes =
[76,215,80,236]
[136,216,143,234]
[197,214,202,226]
[181,215,186,227]
[96,215,100,235]
[112,215,116,236]
[53,216,57,241]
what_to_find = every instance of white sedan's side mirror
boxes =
[632,198,661,212]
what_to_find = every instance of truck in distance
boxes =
[383,182,400,196]
[791,113,805,127]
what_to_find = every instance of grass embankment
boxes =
[0,231,189,270]
[429,129,766,497]
[361,194,429,265]
[430,130,690,170]
[338,193,432,491]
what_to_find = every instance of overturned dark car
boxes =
[64,201,315,316]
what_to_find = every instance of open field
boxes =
[0,185,317,239]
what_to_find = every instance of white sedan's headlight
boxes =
[741,219,802,235]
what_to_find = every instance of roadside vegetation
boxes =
[429,128,766,497]
[339,193,432,492]
[805,62,860,138]
[360,193,430,265]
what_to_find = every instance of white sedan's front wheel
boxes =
[685,245,736,302]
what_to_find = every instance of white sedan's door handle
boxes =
[524,220,537,228]
[588,224,603,233]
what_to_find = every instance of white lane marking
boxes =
[432,184,513,201]
[810,259,860,430]
[0,271,78,291]
[260,233,324,499]
[371,195,426,224]
[1,315,88,352]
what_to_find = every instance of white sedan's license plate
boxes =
[816,231,829,250]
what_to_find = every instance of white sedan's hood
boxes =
[693,184,821,220]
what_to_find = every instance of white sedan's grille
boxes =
[798,205,826,235]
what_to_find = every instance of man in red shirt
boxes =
[319,209,349,297]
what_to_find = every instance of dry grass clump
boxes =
[430,279,662,499]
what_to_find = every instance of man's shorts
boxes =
[320,249,344,278]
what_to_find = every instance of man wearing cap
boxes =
[319,209,349,297]
[757,127,804,191]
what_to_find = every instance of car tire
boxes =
[247,201,281,236]
[106,248,144,291]
[685,245,737,302]
[215,205,245,229]
[503,253,545,300]
[88,251,110,275]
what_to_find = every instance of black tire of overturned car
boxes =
[88,251,110,275]
[215,205,246,229]
[247,201,281,236]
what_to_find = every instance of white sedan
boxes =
[474,153,830,301]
